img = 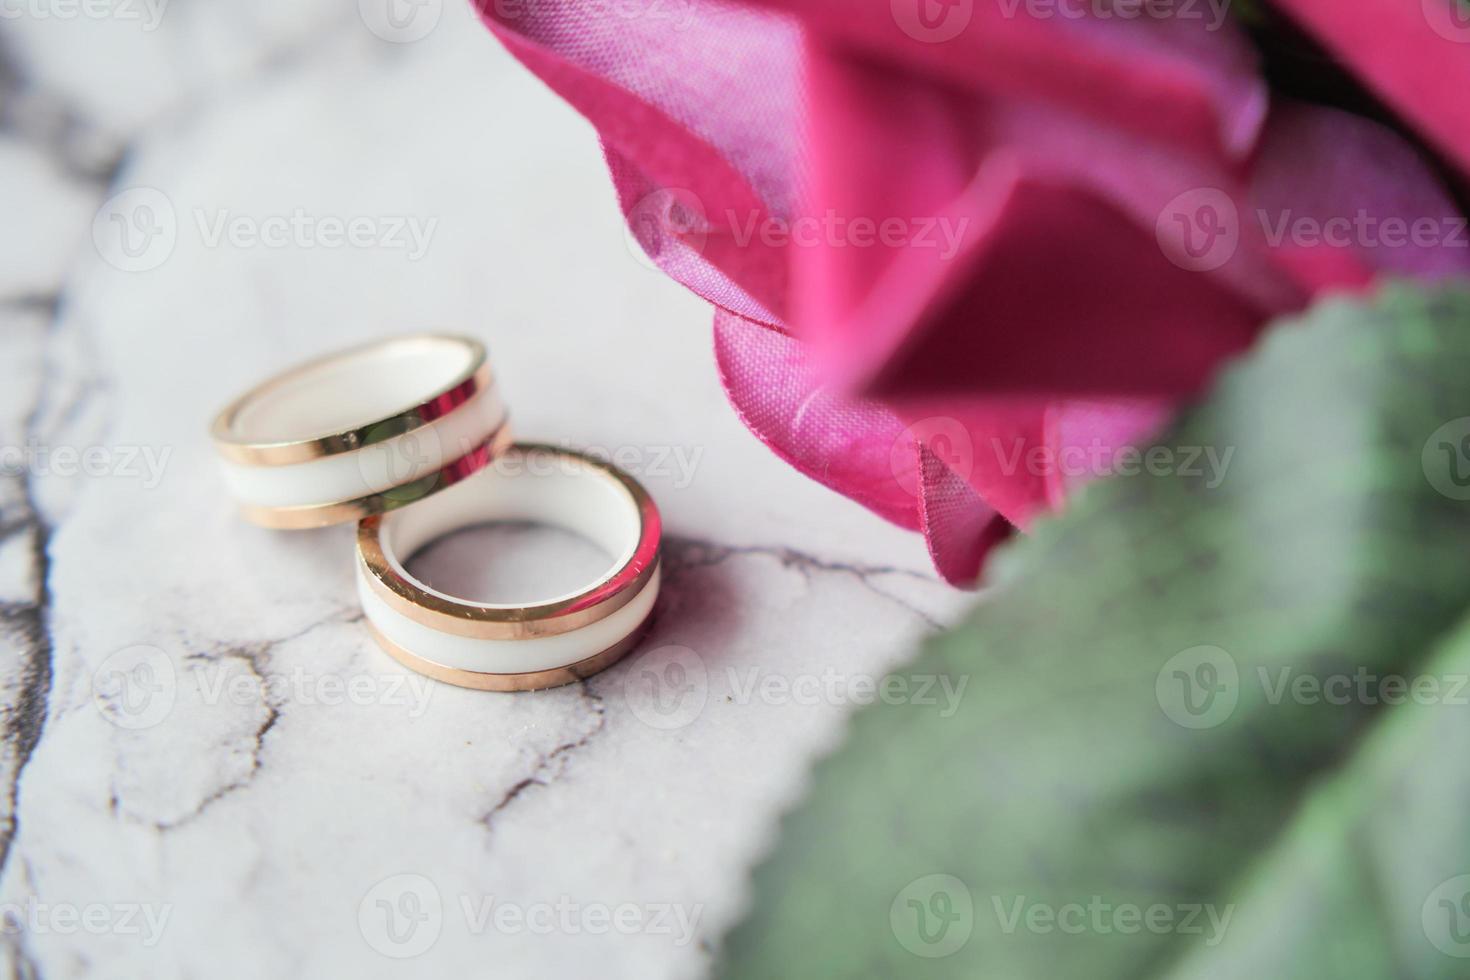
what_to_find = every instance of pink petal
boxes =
[1268,0,1470,182]
[916,442,1014,586]
[714,310,1016,584]
[744,0,1268,158]
[805,159,1270,401]
[1249,101,1470,285]
[713,309,919,529]
[792,43,1300,402]
[471,0,1470,587]
[475,0,801,318]
[1043,400,1175,507]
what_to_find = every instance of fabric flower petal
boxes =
[1249,101,1470,285]
[476,0,802,319]
[1267,0,1470,181]
[713,308,919,528]
[743,0,1269,157]
[715,311,1018,583]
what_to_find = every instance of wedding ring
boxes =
[211,335,510,528]
[356,444,662,691]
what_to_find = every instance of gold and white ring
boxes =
[211,335,509,528]
[356,444,662,690]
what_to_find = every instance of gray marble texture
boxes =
[0,2,970,976]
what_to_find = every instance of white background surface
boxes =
[0,2,968,975]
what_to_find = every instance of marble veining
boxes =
[0,3,970,976]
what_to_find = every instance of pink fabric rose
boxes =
[473,0,1470,583]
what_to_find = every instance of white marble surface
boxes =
[0,3,970,976]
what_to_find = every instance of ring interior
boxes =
[380,458,642,609]
[228,338,475,444]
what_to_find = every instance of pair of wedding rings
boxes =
[209,335,661,691]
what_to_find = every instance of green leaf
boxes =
[720,283,1470,980]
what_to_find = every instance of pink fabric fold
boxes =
[1268,0,1470,183]
[474,0,1470,584]
[743,0,1270,158]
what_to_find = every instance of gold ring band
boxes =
[366,618,652,692]
[357,445,661,639]
[355,444,663,683]
[211,334,512,529]
[238,422,513,530]
[212,335,492,466]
